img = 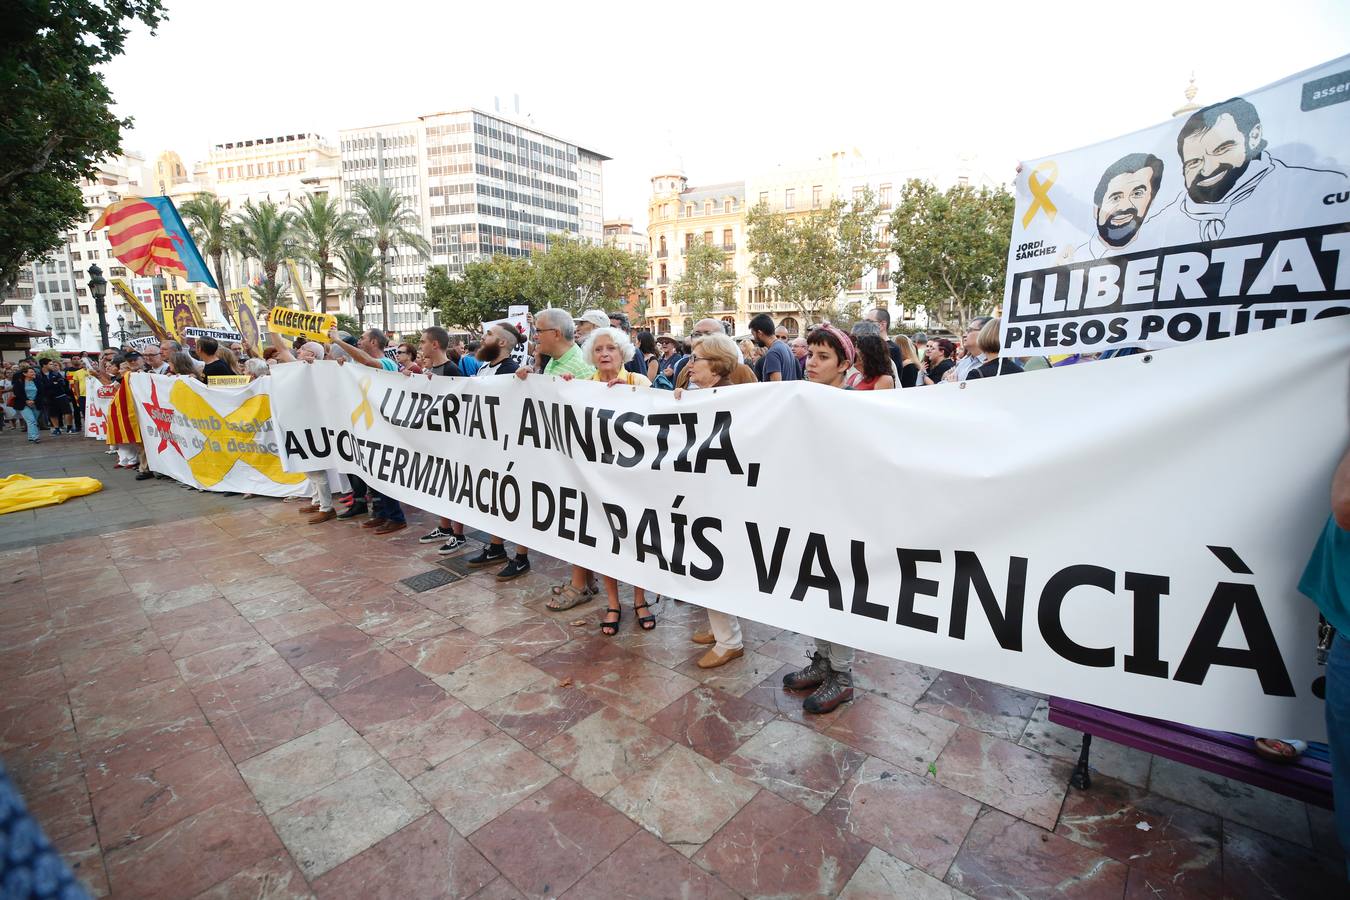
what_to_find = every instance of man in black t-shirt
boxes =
[749,313,799,381]
[198,338,233,378]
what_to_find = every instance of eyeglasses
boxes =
[691,355,711,362]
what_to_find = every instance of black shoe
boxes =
[437,535,470,555]
[419,526,453,544]
[336,503,368,520]
[782,652,831,691]
[467,544,508,568]
[135,470,154,480]
[600,605,622,636]
[803,670,854,715]
[495,555,531,581]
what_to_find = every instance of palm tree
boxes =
[179,192,231,314]
[351,183,429,332]
[231,200,294,310]
[289,193,354,314]
[335,237,379,331]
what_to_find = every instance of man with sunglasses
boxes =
[950,316,992,382]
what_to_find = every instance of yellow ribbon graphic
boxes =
[168,382,307,488]
[1021,161,1059,228]
[351,376,374,429]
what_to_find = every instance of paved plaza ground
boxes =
[1,428,1345,898]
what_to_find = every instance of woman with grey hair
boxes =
[579,327,650,386]
[244,357,269,380]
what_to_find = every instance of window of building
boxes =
[722,228,733,248]
[684,233,694,250]
[879,183,892,208]
[704,201,711,215]
[724,199,732,214]
[853,186,866,203]
[784,188,795,210]
[758,192,768,206]
[247,164,255,177]
[812,185,822,208]
[660,290,667,306]
[957,175,969,187]
[703,231,713,245]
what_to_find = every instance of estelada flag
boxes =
[105,380,142,446]
[93,197,219,289]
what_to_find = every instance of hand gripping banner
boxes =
[268,318,1350,738]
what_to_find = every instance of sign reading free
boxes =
[267,307,335,343]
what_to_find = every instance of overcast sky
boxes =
[104,0,1350,231]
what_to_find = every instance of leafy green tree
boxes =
[231,200,294,309]
[531,233,647,315]
[335,237,379,329]
[424,256,534,332]
[333,312,360,336]
[289,193,354,314]
[179,192,232,314]
[0,0,166,288]
[351,183,429,332]
[889,179,1014,330]
[672,240,737,323]
[745,188,887,326]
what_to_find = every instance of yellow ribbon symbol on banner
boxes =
[168,382,307,488]
[1021,161,1059,228]
[351,376,374,429]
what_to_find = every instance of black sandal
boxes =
[634,601,656,631]
[600,606,622,636]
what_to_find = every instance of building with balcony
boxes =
[643,164,747,335]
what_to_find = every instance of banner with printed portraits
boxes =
[1002,55,1350,356]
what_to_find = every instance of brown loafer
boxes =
[373,521,407,535]
[697,646,744,669]
[691,631,715,645]
[361,517,388,529]
[307,509,336,524]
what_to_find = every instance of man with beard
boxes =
[1147,96,1347,242]
[1072,153,1165,260]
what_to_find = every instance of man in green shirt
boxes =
[521,308,596,380]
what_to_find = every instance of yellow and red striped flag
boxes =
[92,197,218,288]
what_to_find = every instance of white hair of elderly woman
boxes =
[580,326,635,365]
[244,357,269,378]
[300,341,326,360]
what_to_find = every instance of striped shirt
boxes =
[544,345,596,379]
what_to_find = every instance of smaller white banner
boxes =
[128,373,308,497]
[83,377,116,441]
[183,326,244,343]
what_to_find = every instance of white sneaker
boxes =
[419,526,453,544]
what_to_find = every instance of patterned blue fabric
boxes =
[0,760,89,900]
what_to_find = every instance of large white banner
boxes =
[269,319,1349,738]
[1002,55,1350,356]
[128,373,307,498]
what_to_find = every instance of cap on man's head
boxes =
[577,309,609,329]
[912,332,928,343]
[656,335,678,346]
[123,350,142,360]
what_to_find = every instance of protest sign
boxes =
[269,317,1349,738]
[231,288,260,348]
[110,278,172,343]
[129,373,308,497]
[184,326,244,343]
[83,377,116,440]
[1001,54,1350,355]
[207,375,251,387]
[125,336,161,350]
[161,289,203,339]
[267,307,335,343]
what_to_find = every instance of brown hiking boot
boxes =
[803,670,854,715]
[782,652,830,691]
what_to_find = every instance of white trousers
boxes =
[709,610,743,652]
[306,473,333,511]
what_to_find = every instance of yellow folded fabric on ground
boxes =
[0,474,103,515]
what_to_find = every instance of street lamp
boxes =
[36,331,61,349]
[113,313,132,344]
[87,264,110,350]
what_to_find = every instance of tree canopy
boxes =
[745,189,887,325]
[425,255,533,332]
[671,241,737,323]
[889,179,1014,330]
[1,0,166,287]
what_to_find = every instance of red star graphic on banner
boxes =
[141,381,184,457]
